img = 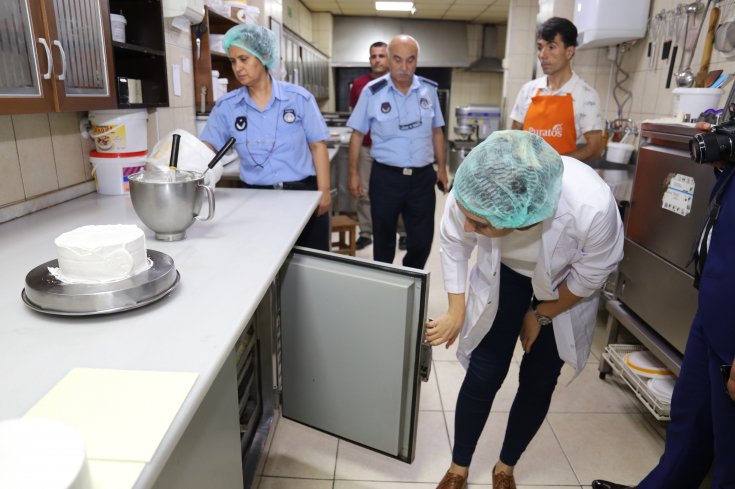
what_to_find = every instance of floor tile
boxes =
[549,362,641,413]
[262,418,338,479]
[434,360,520,413]
[334,482,437,489]
[430,342,458,362]
[259,477,333,488]
[335,411,451,483]
[444,412,579,486]
[548,412,664,487]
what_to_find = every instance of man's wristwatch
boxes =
[531,302,553,326]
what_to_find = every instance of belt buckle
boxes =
[402,168,413,176]
[274,182,284,190]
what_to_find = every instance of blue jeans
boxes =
[453,264,565,467]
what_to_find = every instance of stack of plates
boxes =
[624,351,674,378]
[647,377,676,404]
[623,350,675,404]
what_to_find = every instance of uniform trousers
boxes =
[242,176,330,251]
[357,146,405,239]
[638,312,735,489]
[453,264,565,467]
[369,161,435,269]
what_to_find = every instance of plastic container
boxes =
[88,109,148,153]
[606,141,635,164]
[110,13,127,43]
[90,150,147,195]
[209,34,225,54]
[672,88,724,118]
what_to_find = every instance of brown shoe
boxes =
[492,469,516,489]
[436,470,467,489]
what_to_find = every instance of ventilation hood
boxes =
[468,24,504,73]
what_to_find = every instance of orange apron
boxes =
[522,88,577,154]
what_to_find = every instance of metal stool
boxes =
[331,214,357,256]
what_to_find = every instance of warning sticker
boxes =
[662,174,695,217]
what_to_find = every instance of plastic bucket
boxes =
[606,142,635,164]
[110,13,126,43]
[90,150,147,195]
[672,88,724,118]
[88,109,148,153]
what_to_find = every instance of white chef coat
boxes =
[440,156,624,371]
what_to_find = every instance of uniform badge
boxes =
[381,102,391,113]
[420,97,429,109]
[235,116,247,131]
[283,109,296,123]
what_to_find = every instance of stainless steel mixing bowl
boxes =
[128,170,215,241]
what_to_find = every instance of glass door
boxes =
[279,248,431,463]
[44,0,116,111]
[0,0,55,114]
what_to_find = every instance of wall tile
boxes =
[49,112,87,189]
[0,117,24,207]
[13,114,58,198]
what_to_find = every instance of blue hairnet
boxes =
[223,24,279,70]
[452,130,564,229]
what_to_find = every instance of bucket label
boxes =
[91,124,127,151]
[122,165,145,192]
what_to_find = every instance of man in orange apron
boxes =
[510,17,603,162]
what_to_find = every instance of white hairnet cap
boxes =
[223,23,279,70]
[452,130,564,229]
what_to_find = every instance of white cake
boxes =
[0,418,92,489]
[54,225,148,283]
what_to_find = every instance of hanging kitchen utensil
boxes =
[714,20,735,56]
[694,5,720,87]
[676,1,710,88]
[705,69,724,87]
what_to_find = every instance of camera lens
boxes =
[689,132,735,164]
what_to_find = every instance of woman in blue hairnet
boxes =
[200,23,331,250]
[427,131,624,489]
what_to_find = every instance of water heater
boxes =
[574,0,651,49]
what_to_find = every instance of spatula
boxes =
[705,69,723,87]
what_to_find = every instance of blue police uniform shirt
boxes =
[201,77,329,185]
[347,73,444,168]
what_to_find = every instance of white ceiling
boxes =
[299,0,510,23]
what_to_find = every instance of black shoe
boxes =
[356,236,372,250]
[398,236,407,250]
[591,480,635,489]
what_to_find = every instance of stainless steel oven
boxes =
[609,122,716,372]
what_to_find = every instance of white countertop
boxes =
[0,188,319,487]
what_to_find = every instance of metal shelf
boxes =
[602,344,672,421]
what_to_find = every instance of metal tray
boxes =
[21,250,180,316]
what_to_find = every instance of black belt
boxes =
[373,160,432,176]
[242,175,316,190]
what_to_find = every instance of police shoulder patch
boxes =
[369,79,388,94]
[417,76,438,88]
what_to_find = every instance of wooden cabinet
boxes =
[109,0,169,108]
[190,8,331,114]
[191,7,238,114]
[0,0,117,114]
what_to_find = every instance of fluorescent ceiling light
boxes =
[375,1,414,11]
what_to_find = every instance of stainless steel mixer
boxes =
[449,104,501,174]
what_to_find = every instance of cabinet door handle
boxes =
[37,38,52,80]
[52,40,66,81]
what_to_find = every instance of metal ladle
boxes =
[676,1,709,87]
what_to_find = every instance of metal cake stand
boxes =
[21,250,180,316]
